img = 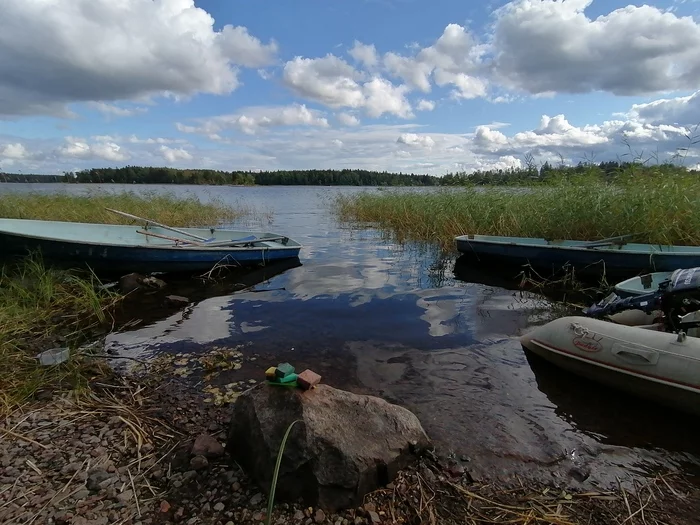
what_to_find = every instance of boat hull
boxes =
[520,316,700,416]
[455,235,700,276]
[0,220,302,275]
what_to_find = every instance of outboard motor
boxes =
[584,267,700,333]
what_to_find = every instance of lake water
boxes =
[3,183,700,489]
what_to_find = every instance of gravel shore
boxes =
[2,354,700,525]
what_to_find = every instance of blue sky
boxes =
[1,0,699,174]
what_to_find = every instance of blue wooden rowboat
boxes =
[455,233,700,276]
[0,217,302,274]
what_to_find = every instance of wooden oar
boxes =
[583,232,648,248]
[105,207,209,242]
[137,229,289,248]
[136,229,204,246]
[197,236,290,248]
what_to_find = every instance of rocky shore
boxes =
[2,354,700,525]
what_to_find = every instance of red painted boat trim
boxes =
[530,338,700,394]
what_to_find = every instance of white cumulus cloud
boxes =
[283,55,413,118]
[56,137,129,162]
[491,0,700,95]
[337,113,361,126]
[0,0,278,116]
[176,104,329,136]
[159,146,193,163]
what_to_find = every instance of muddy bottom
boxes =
[107,256,700,493]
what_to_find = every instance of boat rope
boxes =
[568,322,700,363]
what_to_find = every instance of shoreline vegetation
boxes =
[334,170,700,249]
[0,192,245,414]
[1,158,697,186]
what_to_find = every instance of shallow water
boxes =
[4,183,700,489]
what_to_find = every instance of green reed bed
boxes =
[0,190,245,227]
[0,191,248,413]
[334,172,700,249]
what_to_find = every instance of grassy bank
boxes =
[0,256,121,414]
[334,173,700,249]
[0,190,244,226]
[0,191,246,414]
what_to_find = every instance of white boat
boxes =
[520,316,700,416]
[613,271,674,297]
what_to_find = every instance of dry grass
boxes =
[364,458,698,525]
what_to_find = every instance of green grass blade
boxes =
[266,418,303,525]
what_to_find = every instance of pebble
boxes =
[214,502,225,512]
[315,509,326,523]
[190,455,209,470]
[250,493,263,506]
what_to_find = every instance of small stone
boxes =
[314,509,326,523]
[166,295,189,306]
[250,493,263,506]
[183,470,197,481]
[142,276,167,289]
[190,455,209,470]
[73,489,90,501]
[160,501,171,513]
[368,511,380,524]
[447,464,465,478]
[86,469,111,491]
[363,504,375,513]
[192,434,225,458]
[231,481,241,491]
[252,511,264,521]
[117,489,134,503]
[214,502,225,512]
[294,510,305,521]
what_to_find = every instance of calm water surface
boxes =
[4,183,700,488]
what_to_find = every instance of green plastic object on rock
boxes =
[275,363,295,379]
[266,362,298,387]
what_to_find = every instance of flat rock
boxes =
[227,383,431,512]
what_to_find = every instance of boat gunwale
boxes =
[455,234,700,255]
[0,219,302,252]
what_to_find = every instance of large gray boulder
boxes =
[227,383,432,511]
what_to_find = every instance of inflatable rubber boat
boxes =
[520,267,700,415]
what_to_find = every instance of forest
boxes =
[0,160,696,186]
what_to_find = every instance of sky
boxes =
[1,0,700,176]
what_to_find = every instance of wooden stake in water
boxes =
[104,207,209,242]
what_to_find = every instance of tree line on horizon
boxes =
[0,161,696,186]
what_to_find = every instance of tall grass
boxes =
[335,172,700,249]
[0,255,121,414]
[0,190,245,227]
